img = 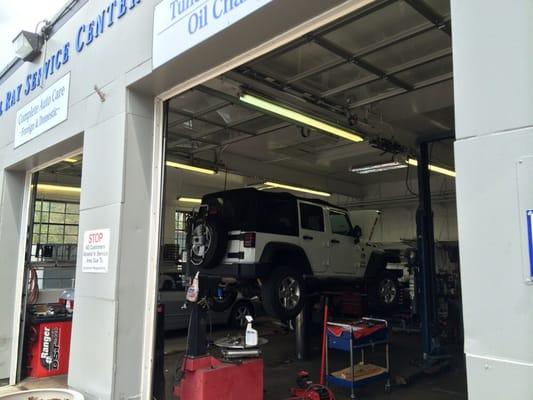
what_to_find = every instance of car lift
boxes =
[173,219,264,400]
[396,140,452,384]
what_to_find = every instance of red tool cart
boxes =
[25,303,73,378]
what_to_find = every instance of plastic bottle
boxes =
[245,315,258,347]
[186,271,200,302]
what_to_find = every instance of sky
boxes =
[0,0,67,71]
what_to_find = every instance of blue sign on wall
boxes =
[527,210,533,279]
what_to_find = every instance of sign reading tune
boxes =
[153,0,272,69]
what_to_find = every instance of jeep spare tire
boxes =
[261,267,306,320]
[190,218,228,269]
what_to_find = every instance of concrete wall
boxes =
[452,1,533,398]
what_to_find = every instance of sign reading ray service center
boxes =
[153,0,272,68]
[14,73,70,148]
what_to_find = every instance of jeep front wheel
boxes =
[261,267,306,320]
[369,272,400,313]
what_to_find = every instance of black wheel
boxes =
[190,218,228,269]
[229,300,255,329]
[369,272,400,313]
[261,267,306,320]
[207,288,238,312]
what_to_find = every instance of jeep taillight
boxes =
[243,232,256,248]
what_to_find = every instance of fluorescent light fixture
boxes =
[12,30,42,61]
[37,184,81,193]
[263,181,331,197]
[178,197,202,204]
[351,161,407,174]
[406,158,456,178]
[64,158,78,163]
[240,94,364,143]
[166,160,216,175]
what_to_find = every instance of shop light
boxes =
[37,184,81,193]
[351,161,407,174]
[240,94,364,143]
[64,158,78,163]
[178,197,202,204]
[165,160,216,175]
[263,181,331,197]
[406,158,456,178]
[12,30,43,62]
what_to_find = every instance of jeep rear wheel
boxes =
[261,267,306,320]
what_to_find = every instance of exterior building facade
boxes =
[0,0,530,399]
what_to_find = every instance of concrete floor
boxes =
[163,318,467,400]
[0,318,466,400]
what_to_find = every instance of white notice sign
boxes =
[15,73,70,148]
[14,73,70,148]
[82,229,111,273]
[153,0,272,69]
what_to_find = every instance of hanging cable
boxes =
[405,163,417,196]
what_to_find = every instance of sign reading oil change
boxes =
[82,229,110,273]
[14,73,70,148]
[153,0,272,68]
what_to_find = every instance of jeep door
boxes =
[298,201,329,273]
[328,209,362,277]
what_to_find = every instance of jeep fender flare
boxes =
[259,242,313,277]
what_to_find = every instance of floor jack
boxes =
[173,274,264,400]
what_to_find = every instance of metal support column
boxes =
[415,141,439,358]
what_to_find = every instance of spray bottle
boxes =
[245,315,258,347]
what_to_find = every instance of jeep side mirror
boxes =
[352,225,362,243]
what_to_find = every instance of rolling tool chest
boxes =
[325,318,390,398]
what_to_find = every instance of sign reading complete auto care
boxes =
[153,0,272,68]
[14,73,70,148]
[82,229,111,273]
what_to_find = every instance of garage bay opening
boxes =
[15,155,83,388]
[155,1,463,399]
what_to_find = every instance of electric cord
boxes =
[405,163,417,197]
[27,267,39,304]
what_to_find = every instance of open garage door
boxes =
[155,1,463,399]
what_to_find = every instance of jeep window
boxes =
[300,203,325,231]
[329,210,353,236]
[261,197,298,236]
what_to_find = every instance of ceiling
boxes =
[165,0,454,189]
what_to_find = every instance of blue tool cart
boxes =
[325,318,390,399]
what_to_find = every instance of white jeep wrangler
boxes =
[189,188,399,319]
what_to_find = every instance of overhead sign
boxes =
[153,0,272,68]
[82,229,111,273]
[14,73,70,148]
[1,0,141,120]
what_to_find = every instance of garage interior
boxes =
[14,156,82,388]
[157,1,463,399]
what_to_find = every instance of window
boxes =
[329,211,353,236]
[175,211,191,252]
[300,203,324,231]
[33,200,79,244]
[262,197,298,236]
